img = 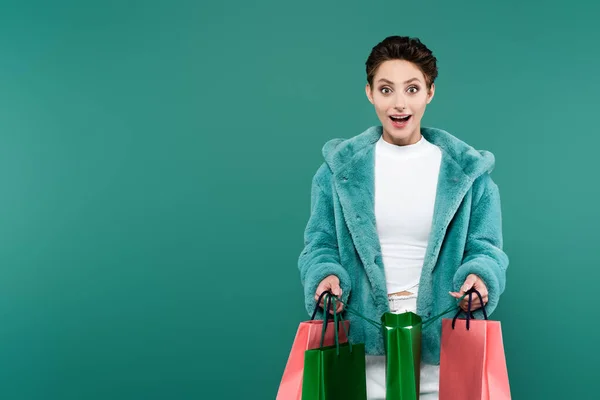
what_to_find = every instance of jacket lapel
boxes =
[421,152,473,274]
[332,143,388,304]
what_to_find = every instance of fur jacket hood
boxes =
[322,125,496,180]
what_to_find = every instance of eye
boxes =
[380,86,392,94]
[407,85,419,93]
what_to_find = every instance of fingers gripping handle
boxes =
[451,288,488,330]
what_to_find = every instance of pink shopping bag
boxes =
[276,292,350,400]
[439,290,511,400]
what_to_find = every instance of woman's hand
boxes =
[449,274,488,312]
[315,275,344,314]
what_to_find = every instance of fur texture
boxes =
[298,125,509,364]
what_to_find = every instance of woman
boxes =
[297,36,509,399]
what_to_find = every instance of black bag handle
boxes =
[451,288,488,330]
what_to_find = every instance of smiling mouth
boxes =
[390,115,411,123]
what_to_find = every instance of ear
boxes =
[365,83,374,104]
[426,83,435,104]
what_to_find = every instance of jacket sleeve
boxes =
[298,171,352,317]
[452,175,509,317]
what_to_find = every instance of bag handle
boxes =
[311,290,332,320]
[312,290,345,336]
[334,292,471,330]
[333,296,352,355]
[318,293,353,355]
[451,288,488,330]
[332,297,383,330]
[420,291,469,329]
[318,292,333,349]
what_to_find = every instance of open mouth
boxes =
[390,115,411,123]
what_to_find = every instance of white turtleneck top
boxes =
[374,134,442,294]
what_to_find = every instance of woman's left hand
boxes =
[449,274,488,312]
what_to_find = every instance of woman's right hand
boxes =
[315,275,344,314]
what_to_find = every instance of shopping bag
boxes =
[301,294,367,400]
[276,291,350,400]
[381,311,422,399]
[439,289,511,400]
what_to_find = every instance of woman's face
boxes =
[365,59,435,146]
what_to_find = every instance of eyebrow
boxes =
[377,77,422,85]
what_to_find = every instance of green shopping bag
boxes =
[301,293,367,400]
[322,293,470,400]
[381,311,422,399]
[379,299,472,400]
[336,296,467,400]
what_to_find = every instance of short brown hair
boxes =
[365,36,438,89]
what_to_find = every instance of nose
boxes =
[394,93,407,110]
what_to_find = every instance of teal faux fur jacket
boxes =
[298,125,509,365]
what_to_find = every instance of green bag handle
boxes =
[318,292,353,356]
[333,293,469,330]
[333,297,383,329]
[318,292,334,349]
[421,292,469,329]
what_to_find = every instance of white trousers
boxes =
[365,293,440,400]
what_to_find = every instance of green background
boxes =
[1,0,597,398]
